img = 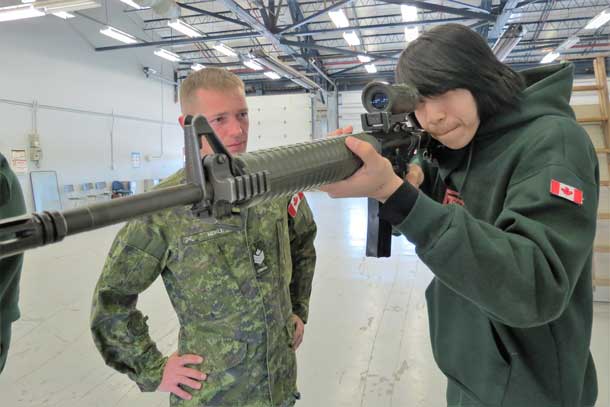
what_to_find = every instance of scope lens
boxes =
[370,92,389,110]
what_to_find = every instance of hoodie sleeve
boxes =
[384,124,599,329]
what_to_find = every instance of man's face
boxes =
[414,88,480,150]
[183,87,249,156]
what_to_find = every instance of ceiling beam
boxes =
[219,0,332,88]
[95,31,257,52]
[488,0,521,41]
[286,17,468,36]
[279,0,354,34]
[280,38,399,59]
[177,2,250,27]
[379,0,495,21]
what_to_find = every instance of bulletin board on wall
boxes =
[30,170,62,212]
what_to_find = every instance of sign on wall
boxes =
[11,149,27,174]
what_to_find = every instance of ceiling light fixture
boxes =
[264,71,281,80]
[365,64,377,73]
[53,11,74,18]
[358,55,372,63]
[119,0,143,9]
[168,19,201,38]
[401,5,418,22]
[540,51,560,64]
[343,31,361,46]
[214,42,237,57]
[243,59,264,70]
[37,0,100,13]
[154,48,182,62]
[328,9,349,28]
[584,8,610,30]
[100,26,138,44]
[556,36,580,51]
[191,63,205,71]
[0,4,45,22]
[404,26,419,42]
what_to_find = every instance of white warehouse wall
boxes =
[0,13,312,213]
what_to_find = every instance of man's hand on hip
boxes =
[158,352,207,400]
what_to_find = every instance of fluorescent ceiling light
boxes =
[364,64,377,73]
[100,26,137,44]
[154,48,182,62]
[214,42,237,57]
[401,5,418,22]
[404,26,419,42]
[343,31,360,46]
[0,4,45,22]
[120,0,143,9]
[38,0,100,12]
[584,8,610,30]
[191,63,205,71]
[557,36,579,51]
[21,0,36,3]
[53,11,74,18]
[243,59,264,70]
[328,9,349,28]
[264,71,281,80]
[168,19,201,38]
[358,54,372,63]
[540,51,560,64]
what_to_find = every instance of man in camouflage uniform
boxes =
[90,68,317,406]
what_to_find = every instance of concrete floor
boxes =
[0,192,608,407]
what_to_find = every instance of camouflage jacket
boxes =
[90,169,317,406]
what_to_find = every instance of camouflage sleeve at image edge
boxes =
[90,218,169,392]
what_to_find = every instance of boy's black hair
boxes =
[396,24,525,122]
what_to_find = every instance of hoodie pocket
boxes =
[426,281,511,406]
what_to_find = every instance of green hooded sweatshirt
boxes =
[381,62,599,406]
[0,152,26,374]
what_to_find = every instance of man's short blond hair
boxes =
[180,68,245,110]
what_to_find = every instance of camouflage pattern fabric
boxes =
[91,169,317,406]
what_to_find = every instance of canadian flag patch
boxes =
[442,188,465,206]
[288,192,305,218]
[550,179,583,205]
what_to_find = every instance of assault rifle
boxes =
[0,81,431,259]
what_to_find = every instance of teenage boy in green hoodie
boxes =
[0,152,26,374]
[322,24,599,407]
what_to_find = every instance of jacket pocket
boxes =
[176,331,249,405]
[426,281,511,406]
[200,336,248,374]
[174,234,247,321]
